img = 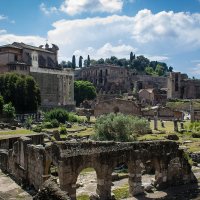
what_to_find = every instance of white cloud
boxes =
[40,3,58,15]
[0,30,7,34]
[60,0,123,15]
[1,9,200,72]
[0,34,45,47]
[144,55,169,62]
[46,10,200,61]
[0,15,7,20]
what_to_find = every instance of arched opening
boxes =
[76,167,97,200]
[44,161,59,185]
[111,162,129,200]
[141,160,156,193]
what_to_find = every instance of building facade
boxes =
[167,72,200,99]
[77,65,131,94]
[76,65,167,94]
[0,42,75,109]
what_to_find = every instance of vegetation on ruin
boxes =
[0,73,41,113]
[77,195,89,200]
[93,113,151,142]
[44,108,69,123]
[74,80,97,106]
[112,184,129,200]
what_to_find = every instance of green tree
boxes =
[130,52,134,63]
[79,56,83,68]
[169,66,173,72]
[145,66,154,75]
[72,55,76,69]
[74,80,96,106]
[0,95,4,114]
[87,55,90,67]
[0,73,41,113]
[3,102,16,119]
[97,58,104,64]
[155,64,164,76]
[93,113,151,142]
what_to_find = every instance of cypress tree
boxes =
[87,55,90,67]
[72,55,76,69]
[79,56,83,68]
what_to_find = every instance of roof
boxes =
[0,44,22,50]
[12,42,54,54]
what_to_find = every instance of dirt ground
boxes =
[0,170,32,200]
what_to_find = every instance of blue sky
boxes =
[0,0,200,77]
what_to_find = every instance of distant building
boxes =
[94,98,141,117]
[167,72,200,99]
[139,88,167,105]
[77,64,131,94]
[76,64,167,95]
[0,42,75,109]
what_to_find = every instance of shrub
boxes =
[33,125,43,132]
[51,119,59,128]
[24,116,33,129]
[60,125,67,135]
[43,121,53,129]
[3,102,16,119]
[93,113,151,142]
[0,95,4,114]
[68,112,84,123]
[44,108,68,123]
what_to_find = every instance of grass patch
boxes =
[80,168,95,175]
[0,129,33,136]
[112,184,129,200]
[77,194,90,200]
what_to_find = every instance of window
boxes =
[14,54,18,61]
[10,66,16,70]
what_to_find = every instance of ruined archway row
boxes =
[49,141,195,200]
[0,137,196,200]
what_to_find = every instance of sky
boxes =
[0,0,200,77]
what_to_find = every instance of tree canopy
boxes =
[60,52,173,76]
[0,73,41,113]
[74,80,97,106]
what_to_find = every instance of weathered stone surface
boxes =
[166,134,179,141]
[33,177,71,200]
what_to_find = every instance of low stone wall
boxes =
[0,134,44,150]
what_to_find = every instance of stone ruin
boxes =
[0,135,197,200]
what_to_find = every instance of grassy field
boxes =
[0,129,33,139]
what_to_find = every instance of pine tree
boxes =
[72,55,76,69]
[79,56,83,68]
[87,55,90,67]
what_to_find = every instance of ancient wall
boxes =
[30,68,75,108]
[50,141,195,200]
[142,107,183,120]
[94,98,141,117]
[0,137,196,200]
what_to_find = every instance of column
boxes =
[128,160,144,196]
